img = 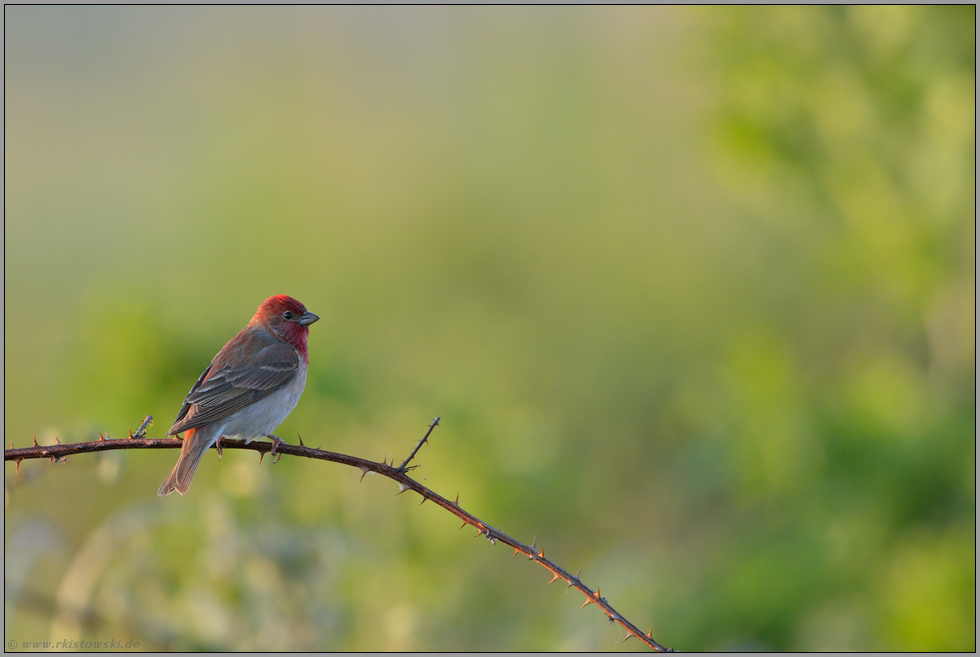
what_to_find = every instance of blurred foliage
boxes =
[4,6,974,651]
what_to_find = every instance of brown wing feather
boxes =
[168,328,299,436]
[169,364,213,433]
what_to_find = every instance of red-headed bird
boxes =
[158,295,319,496]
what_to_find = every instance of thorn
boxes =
[548,573,561,584]
[128,429,133,438]
[359,466,370,483]
[538,549,545,559]
[575,567,582,581]
[15,458,22,473]
[8,441,13,449]
[453,493,459,506]
[581,597,594,609]
[33,434,38,447]
[297,434,305,447]
[621,633,633,642]
[55,436,61,444]
[460,521,468,530]
[647,629,653,639]
[98,431,104,441]
[419,496,426,505]
[258,451,265,465]
[530,537,536,551]
[395,483,409,496]
[513,547,521,557]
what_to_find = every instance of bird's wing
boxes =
[168,328,300,435]
[169,364,213,433]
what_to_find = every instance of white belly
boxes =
[217,358,308,441]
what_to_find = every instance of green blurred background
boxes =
[4,6,975,651]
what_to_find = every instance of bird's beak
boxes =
[297,311,320,327]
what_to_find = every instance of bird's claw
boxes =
[267,435,284,464]
[215,436,224,460]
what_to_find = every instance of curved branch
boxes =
[5,429,674,652]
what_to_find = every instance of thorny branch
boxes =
[5,418,674,652]
[396,416,439,472]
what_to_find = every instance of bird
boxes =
[158,295,319,496]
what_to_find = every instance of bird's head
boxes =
[252,295,319,354]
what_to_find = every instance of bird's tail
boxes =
[157,426,219,496]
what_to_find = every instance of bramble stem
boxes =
[5,425,673,652]
[396,416,440,472]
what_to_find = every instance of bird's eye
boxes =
[283,311,294,320]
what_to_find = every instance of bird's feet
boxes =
[266,435,285,464]
[215,436,224,460]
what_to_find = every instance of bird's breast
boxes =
[221,358,308,441]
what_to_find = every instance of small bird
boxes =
[158,295,319,496]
